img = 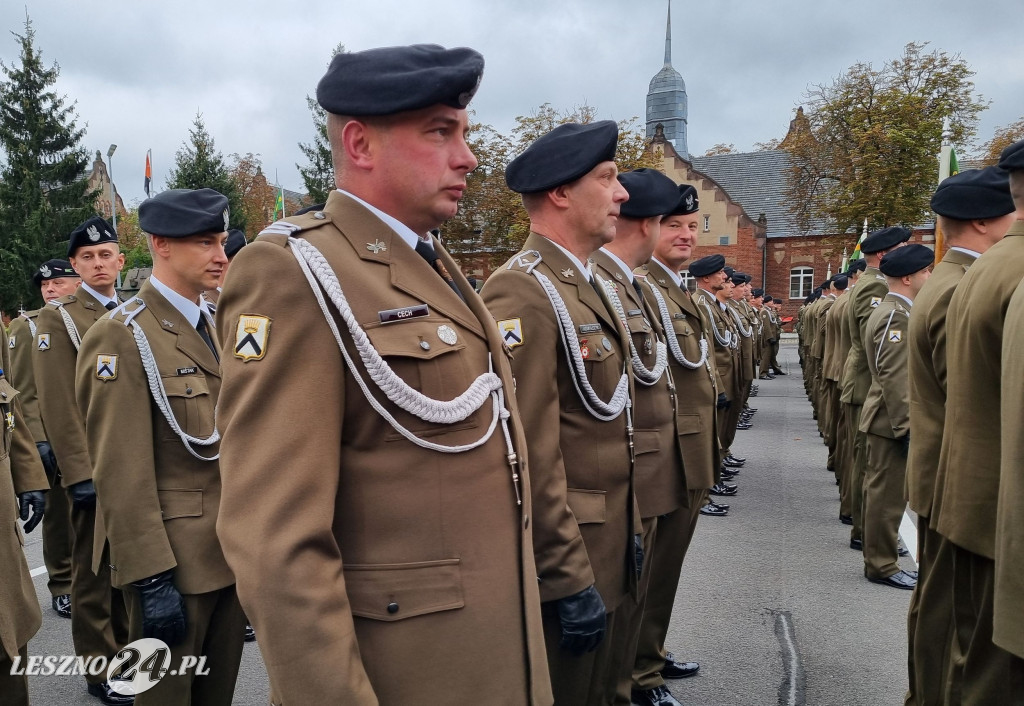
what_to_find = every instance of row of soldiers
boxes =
[0,41,808,706]
[796,144,1024,703]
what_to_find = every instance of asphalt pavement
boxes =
[18,341,914,705]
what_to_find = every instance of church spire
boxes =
[664,0,672,67]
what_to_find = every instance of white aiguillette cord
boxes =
[597,275,668,387]
[696,294,736,349]
[288,236,522,501]
[645,283,709,371]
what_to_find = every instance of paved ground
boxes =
[18,342,914,705]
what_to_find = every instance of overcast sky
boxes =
[3,0,1022,207]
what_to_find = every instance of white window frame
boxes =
[703,215,710,232]
[789,266,814,299]
[679,270,695,291]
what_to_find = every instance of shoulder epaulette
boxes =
[258,211,332,239]
[505,250,542,274]
[108,297,147,326]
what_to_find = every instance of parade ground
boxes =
[18,342,917,706]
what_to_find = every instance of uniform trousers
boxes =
[69,500,129,685]
[542,601,622,706]
[613,516,658,705]
[845,405,866,543]
[862,433,907,580]
[834,403,852,518]
[758,344,772,375]
[0,645,29,706]
[631,489,709,693]
[42,464,72,597]
[824,381,841,473]
[946,545,1024,705]
[904,522,954,706]
[770,341,781,372]
[126,584,245,706]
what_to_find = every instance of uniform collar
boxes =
[888,291,913,309]
[650,257,682,286]
[80,282,118,308]
[548,239,593,281]
[336,188,427,252]
[148,275,210,328]
[599,248,635,284]
[949,246,982,259]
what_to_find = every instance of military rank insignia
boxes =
[234,314,271,361]
[5,411,13,432]
[8,336,14,349]
[95,355,118,381]
[498,318,523,348]
[888,330,902,343]
[870,297,882,308]
[37,333,50,351]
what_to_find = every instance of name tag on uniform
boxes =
[176,367,198,376]
[672,313,686,320]
[379,304,429,324]
[627,309,642,316]
[579,323,602,334]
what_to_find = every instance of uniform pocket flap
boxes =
[567,488,606,525]
[161,375,210,399]
[676,413,702,435]
[345,559,464,621]
[626,316,650,335]
[633,430,661,456]
[157,489,203,519]
[0,379,21,402]
[364,319,466,360]
[672,319,694,336]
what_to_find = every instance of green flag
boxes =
[274,187,285,220]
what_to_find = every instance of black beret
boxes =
[819,279,831,290]
[832,274,849,290]
[998,139,1024,172]
[861,226,911,254]
[731,271,750,285]
[931,167,1015,220]
[32,259,78,287]
[751,288,764,297]
[505,121,618,194]
[139,188,230,237]
[845,259,867,275]
[763,294,773,303]
[665,184,699,216]
[618,169,680,219]
[225,229,248,258]
[316,44,483,116]
[67,216,117,257]
[689,254,726,278]
[879,243,934,277]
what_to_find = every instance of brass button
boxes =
[387,602,399,614]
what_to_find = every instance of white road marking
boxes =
[30,565,48,578]
[899,510,918,566]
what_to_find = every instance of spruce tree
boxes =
[166,112,246,232]
[296,96,333,205]
[0,17,97,313]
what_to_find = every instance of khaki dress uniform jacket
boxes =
[934,228,1024,703]
[694,290,740,454]
[8,313,45,443]
[216,194,551,706]
[77,282,243,705]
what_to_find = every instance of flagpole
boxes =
[935,118,953,257]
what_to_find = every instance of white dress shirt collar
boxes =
[337,188,428,251]
[80,282,118,309]
[599,248,635,284]
[650,257,682,287]
[547,239,593,281]
[148,276,209,328]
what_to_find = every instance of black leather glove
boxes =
[900,433,910,456]
[555,585,607,655]
[634,534,644,579]
[67,479,97,511]
[36,441,58,478]
[18,490,46,533]
[133,571,187,646]
[716,393,731,410]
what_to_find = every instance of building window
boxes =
[719,236,729,246]
[789,267,814,299]
[703,215,710,232]
[679,270,695,291]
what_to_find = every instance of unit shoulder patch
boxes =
[7,336,13,349]
[234,315,271,361]
[869,296,882,308]
[37,333,51,351]
[498,318,524,348]
[888,329,902,343]
[95,354,118,381]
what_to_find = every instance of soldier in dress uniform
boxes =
[839,226,910,553]
[728,272,757,432]
[32,216,131,706]
[832,260,864,526]
[481,120,639,706]
[932,143,1024,702]
[993,140,1024,671]
[768,297,785,374]
[629,184,720,705]
[905,165,1018,704]
[820,274,848,481]
[77,189,245,705]
[691,256,741,499]
[809,278,837,443]
[7,259,79,618]
[215,45,551,705]
[859,245,933,590]
[0,323,50,706]
[589,168,687,706]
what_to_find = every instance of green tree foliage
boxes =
[445,104,660,270]
[0,17,97,313]
[785,42,987,235]
[978,115,1024,167]
[166,112,246,232]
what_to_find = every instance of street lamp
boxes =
[106,144,117,233]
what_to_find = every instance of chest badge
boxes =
[95,354,118,381]
[580,339,590,359]
[37,333,50,351]
[498,318,524,348]
[234,315,271,362]
[437,325,458,345]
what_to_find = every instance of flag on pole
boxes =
[840,247,849,273]
[144,150,152,197]
[935,119,958,255]
[274,186,285,220]
[850,218,869,262]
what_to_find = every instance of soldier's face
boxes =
[40,276,80,302]
[369,105,477,234]
[156,232,229,296]
[565,161,629,247]
[656,212,699,268]
[70,244,124,290]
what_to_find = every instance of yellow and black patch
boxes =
[498,318,524,348]
[95,355,118,381]
[234,315,271,361]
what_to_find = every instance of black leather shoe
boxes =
[720,470,738,481]
[700,502,728,516]
[868,570,917,590]
[52,594,71,619]
[710,483,738,496]
[663,653,700,678]
[245,624,256,642]
[631,685,683,706]
[723,455,745,468]
[759,373,774,380]
[773,370,786,375]
[839,514,853,525]
[708,499,729,510]
[87,681,135,705]
[850,538,863,551]
[898,542,910,557]
[728,454,746,463]
[736,422,752,430]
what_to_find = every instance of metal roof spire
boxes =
[664,0,672,67]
